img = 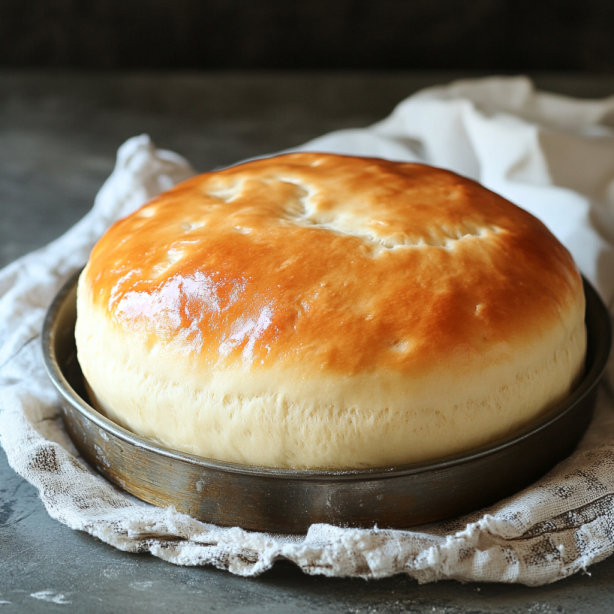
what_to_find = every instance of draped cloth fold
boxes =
[1,77,613,584]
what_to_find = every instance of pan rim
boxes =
[42,269,612,482]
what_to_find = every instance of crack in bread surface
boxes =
[200,175,502,251]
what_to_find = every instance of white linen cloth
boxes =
[1,76,614,585]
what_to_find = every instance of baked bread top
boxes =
[76,153,586,469]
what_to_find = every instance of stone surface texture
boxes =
[1,71,614,613]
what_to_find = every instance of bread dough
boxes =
[76,153,586,469]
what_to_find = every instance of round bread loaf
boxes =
[76,153,586,469]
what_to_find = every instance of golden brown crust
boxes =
[76,153,586,468]
[85,153,582,376]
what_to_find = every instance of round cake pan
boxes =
[43,271,611,534]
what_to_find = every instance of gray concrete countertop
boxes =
[1,71,614,613]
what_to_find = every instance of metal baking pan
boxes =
[43,271,611,533]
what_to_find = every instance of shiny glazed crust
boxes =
[76,153,586,469]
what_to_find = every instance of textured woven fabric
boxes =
[1,77,613,585]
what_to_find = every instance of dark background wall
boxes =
[1,0,613,71]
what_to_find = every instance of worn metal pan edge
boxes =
[42,270,612,530]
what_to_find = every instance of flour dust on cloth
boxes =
[1,76,614,585]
